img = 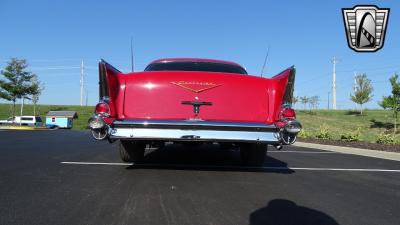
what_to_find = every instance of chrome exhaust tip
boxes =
[284,120,302,134]
[280,120,302,145]
[88,115,109,140]
[88,115,106,130]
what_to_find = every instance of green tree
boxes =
[350,73,373,115]
[0,58,37,117]
[31,75,45,116]
[379,74,400,133]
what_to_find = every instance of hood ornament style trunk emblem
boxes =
[171,81,222,93]
[181,101,212,116]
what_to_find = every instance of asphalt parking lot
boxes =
[0,130,399,225]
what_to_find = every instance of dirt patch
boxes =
[298,138,400,153]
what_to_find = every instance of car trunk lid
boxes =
[121,71,286,123]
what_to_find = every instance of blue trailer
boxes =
[45,111,78,129]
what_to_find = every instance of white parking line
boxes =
[284,167,400,172]
[61,162,133,166]
[268,150,338,154]
[60,162,400,173]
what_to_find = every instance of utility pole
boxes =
[19,96,31,125]
[80,59,84,106]
[331,57,338,110]
[85,90,89,106]
[327,92,330,110]
[20,97,24,125]
[353,71,357,111]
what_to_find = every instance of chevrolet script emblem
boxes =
[171,81,222,93]
[342,5,390,52]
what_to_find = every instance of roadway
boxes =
[0,130,399,225]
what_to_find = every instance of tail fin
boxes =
[98,59,122,116]
[265,66,295,122]
[271,66,296,107]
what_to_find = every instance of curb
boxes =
[294,142,400,162]
[0,126,50,131]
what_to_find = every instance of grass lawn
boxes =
[0,104,94,130]
[297,109,399,144]
[0,103,398,144]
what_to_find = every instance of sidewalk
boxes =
[295,142,400,162]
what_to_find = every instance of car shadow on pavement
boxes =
[249,199,339,225]
[126,144,295,174]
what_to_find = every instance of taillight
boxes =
[280,107,296,120]
[95,102,110,117]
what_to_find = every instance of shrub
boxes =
[298,129,312,138]
[340,128,361,142]
[376,132,397,145]
[315,124,332,140]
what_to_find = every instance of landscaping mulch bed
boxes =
[298,138,400,153]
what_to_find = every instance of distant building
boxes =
[45,111,78,128]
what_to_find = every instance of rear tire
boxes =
[119,140,146,163]
[240,143,267,167]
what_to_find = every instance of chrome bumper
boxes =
[109,120,281,143]
[110,128,281,143]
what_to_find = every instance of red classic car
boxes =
[88,58,301,166]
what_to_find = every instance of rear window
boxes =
[21,117,33,121]
[145,61,247,74]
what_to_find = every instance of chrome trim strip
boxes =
[109,128,280,143]
[112,120,277,132]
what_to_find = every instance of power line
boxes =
[29,66,81,70]
[297,66,399,86]
[336,64,400,73]
[296,62,399,86]
[0,66,81,71]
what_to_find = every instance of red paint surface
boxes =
[101,59,294,126]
